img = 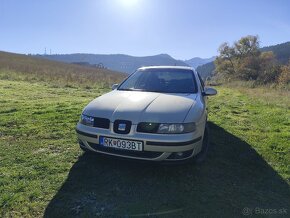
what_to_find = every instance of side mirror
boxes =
[203,87,217,96]
[111,84,119,90]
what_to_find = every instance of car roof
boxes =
[138,66,195,71]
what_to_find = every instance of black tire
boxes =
[193,124,210,163]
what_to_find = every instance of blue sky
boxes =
[1,0,289,59]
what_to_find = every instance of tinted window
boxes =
[118,68,197,93]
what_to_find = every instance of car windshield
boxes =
[118,68,197,93]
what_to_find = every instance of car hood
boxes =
[83,90,197,124]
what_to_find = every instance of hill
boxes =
[196,41,290,79]
[260,41,290,64]
[0,51,126,87]
[184,56,215,69]
[35,53,188,74]
[196,62,216,79]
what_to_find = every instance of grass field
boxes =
[0,79,289,217]
[0,52,289,217]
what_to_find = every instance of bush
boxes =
[215,36,286,85]
[278,63,290,85]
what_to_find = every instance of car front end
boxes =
[76,66,214,162]
[76,116,204,161]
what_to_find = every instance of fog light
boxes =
[167,150,194,160]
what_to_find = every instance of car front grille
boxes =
[87,142,162,159]
[94,117,110,129]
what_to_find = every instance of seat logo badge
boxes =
[118,123,126,131]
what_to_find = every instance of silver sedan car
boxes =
[76,66,217,162]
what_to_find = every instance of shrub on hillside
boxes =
[215,35,286,85]
[278,61,290,85]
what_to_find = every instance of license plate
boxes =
[99,136,143,151]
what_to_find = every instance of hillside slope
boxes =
[196,62,216,79]
[36,53,188,74]
[261,41,290,64]
[0,51,126,86]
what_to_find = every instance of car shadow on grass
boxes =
[44,122,290,218]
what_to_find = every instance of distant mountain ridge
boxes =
[36,53,188,74]
[184,56,216,69]
[34,41,289,77]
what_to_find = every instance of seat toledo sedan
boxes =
[76,66,217,162]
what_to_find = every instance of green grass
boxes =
[0,78,289,217]
[208,87,290,180]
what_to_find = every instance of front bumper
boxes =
[76,123,203,161]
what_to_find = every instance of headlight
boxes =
[158,123,196,134]
[80,114,94,126]
[137,122,196,134]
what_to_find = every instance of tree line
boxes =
[215,35,290,86]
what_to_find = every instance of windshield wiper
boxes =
[118,88,145,91]
[147,90,163,93]
[119,88,166,93]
